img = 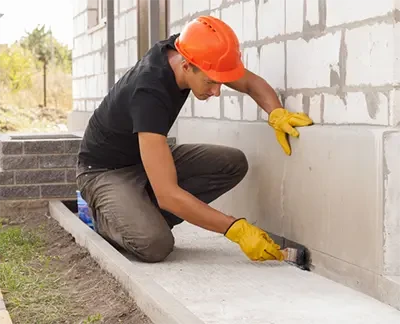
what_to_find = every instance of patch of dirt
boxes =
[3,209,153,324]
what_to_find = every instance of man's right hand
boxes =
[225,219,284,261]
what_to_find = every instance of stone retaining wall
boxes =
[0,134,80,201]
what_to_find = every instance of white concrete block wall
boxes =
[326,0,393,27]
[346,23,394,87]
[71,0,138,115]
[168,0,398,126]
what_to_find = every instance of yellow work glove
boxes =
[268,108,313,155]
[225,218,284,261]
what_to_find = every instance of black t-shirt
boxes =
[78,34,190,170]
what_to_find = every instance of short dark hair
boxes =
[189,63,200,73]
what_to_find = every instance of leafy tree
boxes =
[0,44,34,92]
[19,25,72,106]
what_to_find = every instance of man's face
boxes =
[184,64,222,100]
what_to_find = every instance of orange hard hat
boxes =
[174,16,245,83]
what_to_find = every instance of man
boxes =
[76,16,312,263]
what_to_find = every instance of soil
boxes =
[3,208,153,324]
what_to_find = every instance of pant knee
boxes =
[230,148,249,181]
[125,230,175,263]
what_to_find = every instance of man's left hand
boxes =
[268,108,313,155]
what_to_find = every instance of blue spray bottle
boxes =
[76,190,94,230]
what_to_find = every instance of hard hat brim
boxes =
[202,62,245,84]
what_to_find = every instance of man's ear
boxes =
[181,59,191,74]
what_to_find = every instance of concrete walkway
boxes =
[50,201,400,324]
[0,291,12,324]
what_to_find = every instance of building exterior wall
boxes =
[69,0,138,130]
[169,0,399,126]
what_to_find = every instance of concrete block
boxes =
[390,89,400,126]
[41,184,77,198]
[259,42,285,90]
[169,0,183,23]
[224,96,241,120]
[128,38,138,66]
[309,94,322,123]
[0,186,40,200]
[169,25,182,36]
[1,141,23,155]
[210,0,223,10]
[395,23,400,84]
[244,47,259,74]
[73,100,85,112]
[39,155,77,169]
[15,170,65,185]
[286,0,304,33]
[86,100,98,112]
[285,94,303,113]
[209,9,220,19]
[125,9,137,39]
[100,73,108,97]
[66,169,77,183]
[116,43,129,70]
[0,172,14,185]
[323,93,389,125]
[183,0,209,16]
[1,156,39,170]
[194,96,220,118]
[346,23,395,86]
[383,131,400,275]
[73,0,88,17]
[87,0,97,10]
[87,9,99,30]
[67,110,93,132]
[119,0,135,13]
[243,0,257,42]
[24,141,64,154]
[326,0,393,27]
[287,32,341,88]
[64,140,81,154]
[179,97,192,117]
[74,13,86,36]
[306,0,320,25]
[260,109,268,121]
[115,14,126,43]
[91,29,103,51]
[243,95,258,121]
[221,3,243,44]
[282,125,383,273]
[257,0,285,39]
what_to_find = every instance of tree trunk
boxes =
[43,61,47,107]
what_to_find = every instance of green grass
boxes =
[0,224,74,323]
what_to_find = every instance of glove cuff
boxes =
[224,218,245,235]
[224,218,247,243]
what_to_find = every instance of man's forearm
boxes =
[247,73,282,114]
[158,187,236,234]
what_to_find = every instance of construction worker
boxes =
[76,16,313,263]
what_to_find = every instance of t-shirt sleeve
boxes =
[130,88,170,136]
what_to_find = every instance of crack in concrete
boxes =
[319,0,327,30]
[302,95,310,115]
[255,0,260,41]
[364,92,380,119]
[338,29,348,105]
[320,94,325,123]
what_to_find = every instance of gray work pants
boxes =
[76,143,248,263]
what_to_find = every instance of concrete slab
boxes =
[49,201,400,324]
[0,291,12,324]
